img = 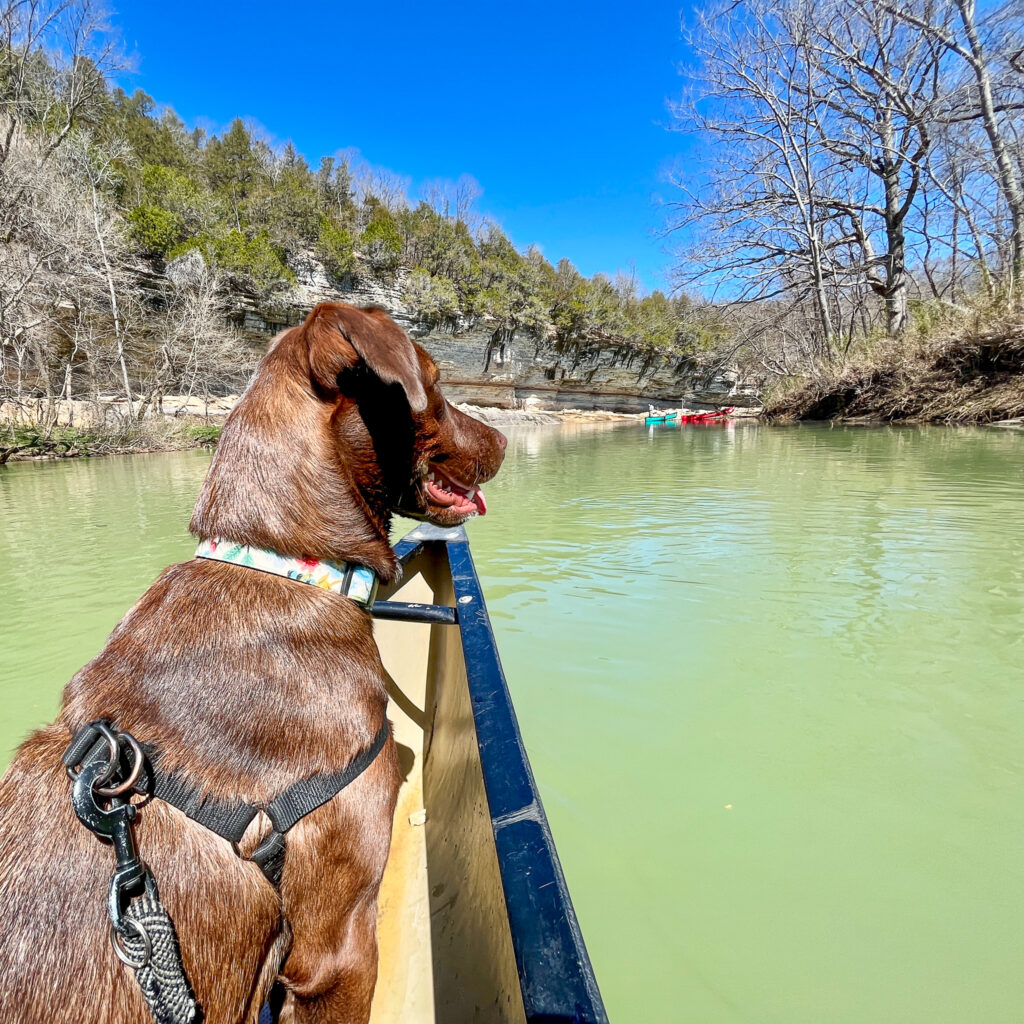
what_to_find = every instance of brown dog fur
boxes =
[0,303,506,1023]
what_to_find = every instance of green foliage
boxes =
[463,227,552,335]
[316,218,356,279]
[108,90,194,170]
[907,297,957,341]
[317,157,356,222]
[209,230,294,293]
[547,259,591,340]
[126,165,214,255]
[204,119,260,193]
[180,423,222,445]
[127,204,182,256]
[397,203,480,287]
[403,269,461,326]
[138,165,210,230]
[359,204,403,274]
[246,145,321,250]
[165,234,212,262]
[0,422,223,461]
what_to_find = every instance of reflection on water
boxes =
[2,423,1023,1023]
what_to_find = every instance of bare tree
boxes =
[669,0,1024,379]
[60,131,141,416]
[421,173,483,228]
[669,0,849,363]
[139,257,254,419]
[801,0,950,335]
[0,0,123,172]
[0,0,127,420]
[883,0,1024,291]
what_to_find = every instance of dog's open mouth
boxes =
[423,463,488,517]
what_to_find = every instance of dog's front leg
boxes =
[278,895,380,1024]
[276,749,399,1024]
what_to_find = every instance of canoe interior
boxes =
[367,524,608,1024]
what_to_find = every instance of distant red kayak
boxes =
[678,407,735,423]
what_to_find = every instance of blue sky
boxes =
[112,1,695,292]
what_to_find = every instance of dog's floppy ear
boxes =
[306,302,428,412]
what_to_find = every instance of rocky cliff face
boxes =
[213,254,761,413]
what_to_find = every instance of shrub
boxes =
[359,207,403,274]
[316,218,356,279]
[180,423,222,445]
[209,230,294,293]
[403,269,461,326]
[127,204,183,256]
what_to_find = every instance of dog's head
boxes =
[192,302,506,579]
[304,302,506,527]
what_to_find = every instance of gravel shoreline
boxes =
[453,403,644,427]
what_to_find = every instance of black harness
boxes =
[63,717,390,887]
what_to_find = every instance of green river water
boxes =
[1,422,1022,1022]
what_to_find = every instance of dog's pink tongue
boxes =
[474,488,487,516]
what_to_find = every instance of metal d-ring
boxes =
[110,918,152,969]
[65,721,119,789]
[94,731,144,798]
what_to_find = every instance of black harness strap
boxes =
[247,720,392,885]
[266,722,391,833]
[69,719,391,888]
[149,768,258,844]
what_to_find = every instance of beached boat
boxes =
[280,523,607,1024]
[677,406,735,424]
[644,412,678,426]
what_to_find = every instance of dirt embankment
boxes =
[453,403,643,427]
[763,324,1024,425]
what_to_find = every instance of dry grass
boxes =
[764,317,1024,424]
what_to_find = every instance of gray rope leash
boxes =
[115,893,199,1024]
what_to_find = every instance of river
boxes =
[1,421,1022,1023]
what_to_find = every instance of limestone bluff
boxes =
[164,249,760,415]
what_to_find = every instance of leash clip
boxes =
[63,721,201,1021]
[66,724,150,942]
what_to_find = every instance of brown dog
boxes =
[0,303,506,1023]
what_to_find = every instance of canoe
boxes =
[260,524,607,1023]
[644,413,678,426]
[677,406,735,424]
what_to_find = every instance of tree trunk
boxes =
[89,182,134,419]
[953,0,1024,293]
[884,209,909,335]
[880,150,911,337]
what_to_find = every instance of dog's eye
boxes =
[431,453,451,463]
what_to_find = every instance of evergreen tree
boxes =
[203,119,262,229]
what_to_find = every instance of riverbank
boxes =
[764,322,1024,425]
[0,421,221,464]
[0,404,649,464]
[454,403,645,427]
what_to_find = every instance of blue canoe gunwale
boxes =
[369,523,608,1024]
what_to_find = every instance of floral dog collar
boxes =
[195,538,379,608]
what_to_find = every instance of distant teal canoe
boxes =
[644,413,678,426]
